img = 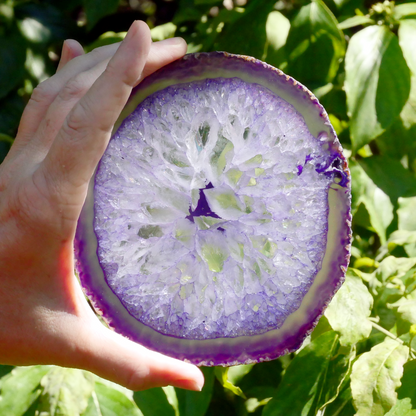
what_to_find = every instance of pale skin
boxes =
[0,21,204,392]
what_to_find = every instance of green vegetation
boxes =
[1,0,416,414]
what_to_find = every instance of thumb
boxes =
[75,321,205,392]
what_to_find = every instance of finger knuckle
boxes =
[30,81,54,105]
[59,75,89,103]
[124,365,148,391]
[62,109,87,143]
[88,46,106,60]
[105,62,136,88]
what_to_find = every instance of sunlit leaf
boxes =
[374,256,416,283]
[325,272,373,346]
[351,338,409,416]
[37,367,94,416]
[15,3,77,43]
[398,20,416,131]
[398,197,416,231]
[387,231,416,247]
[0,366,50,416]
[87,380,142,416]
[345,25,411,151]
[338,15,374,29]
[264,11,290,67]
[385,398,416,416]
[151,23,177,42]
[214,367,246,399]
[394,3,416,20]
[397,197,416,256]
[389,289,416,326]
[85,31,126,53]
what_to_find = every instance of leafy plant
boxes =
[1,0,416,415]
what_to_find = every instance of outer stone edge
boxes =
[74,52,352,366]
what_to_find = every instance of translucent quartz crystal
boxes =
[94,77,336,340]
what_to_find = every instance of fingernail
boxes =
[125,20,138,40]
[194,379,204,392]
[61,40,69,61]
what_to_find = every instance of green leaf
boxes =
[214,0,276,59]
[87,381,142,416]
[358,156,416,203]
[398,20,416,133]
[338,15,374,29]
[15,3,77,43]
[400,20,416,73]
[263,331,350,416]
[387,231,416,248]
[394,3,416,20]
[323,385,356,416]
[150,23,177,42]
[37,367,94,416]
[227,364,254,385]
[264,11,290,67]
[0,133,13,144]
[175,367,215,416]
[397,359,416,403]
[265,11,290,51]
[0,92,25,137]
[385,398,416,416]
[389,289,416,326]
[284,0,345,87]
[194,0,221,4]
[214,367,246,399]
[83,0,119,30]
[351,338,409,416]
[0,365,14,380]
[350,160,394,244]
[325,272,373,346]
[133,387,176,416]
[0,366,50,416]
[0,32,26,100]
[85,31,126,53]
[398,197,416,231]
[345,25,411,151]
[374,256,416,283]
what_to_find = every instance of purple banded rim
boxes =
[74,52,351,366]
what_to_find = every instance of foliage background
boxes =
[1,0,416,414]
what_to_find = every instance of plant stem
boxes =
[370,321,403,343]
[371,321,416,358]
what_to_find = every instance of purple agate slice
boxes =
[75,52,351,366]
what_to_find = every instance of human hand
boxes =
[0,21,204,392]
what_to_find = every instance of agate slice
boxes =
[75,52,351,366]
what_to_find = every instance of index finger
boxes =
[39,21,152,198]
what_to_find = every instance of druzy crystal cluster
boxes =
[93,77,337,340]
[75,52,351,365]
